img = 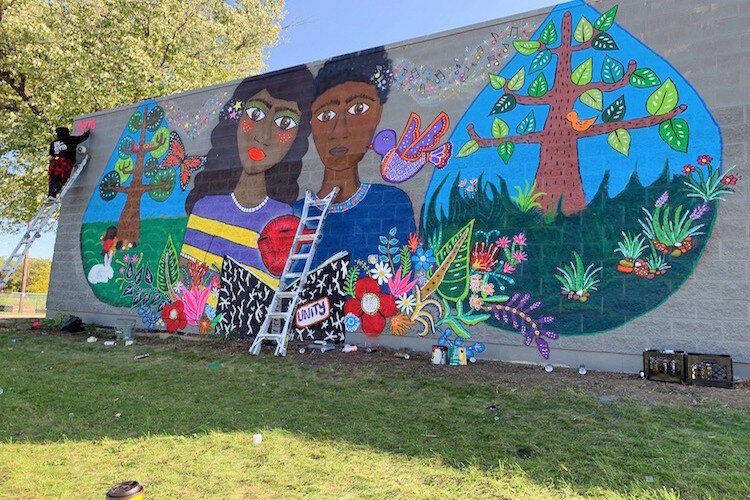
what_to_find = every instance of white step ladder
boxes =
[249,187,339,356]
[0,153,89,291]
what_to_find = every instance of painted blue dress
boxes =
[294,183,416,268]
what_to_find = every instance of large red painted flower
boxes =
[344,277,397,337]
[161,300,187,333]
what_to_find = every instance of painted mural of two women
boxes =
[181,49,416,283]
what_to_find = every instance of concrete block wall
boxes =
[48,0,749,377]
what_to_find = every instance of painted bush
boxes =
[78,1,736,359]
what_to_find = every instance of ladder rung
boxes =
[275,291,295,298]
[290,253,311,260]
[304,216,324,222]
[266,311,291,318]
[282,272,302,279]
[297,234,316,242]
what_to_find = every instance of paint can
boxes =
[106,481,143,500]
[448,346,460,366]
[431,345,443,365]
[458,347,467,366]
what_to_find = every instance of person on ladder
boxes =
[48,126,90,198]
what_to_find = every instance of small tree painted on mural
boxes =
[98,104,174,245]
[458,6,689,215]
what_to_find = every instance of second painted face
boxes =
[311,81,383,172]
[237,89,302,175]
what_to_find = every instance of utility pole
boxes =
[18,222,31,314]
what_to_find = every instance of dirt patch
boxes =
[3,319,748,410]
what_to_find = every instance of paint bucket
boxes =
[106,481,143,500]
[448,346,460,366]
[431,345,443,365]
[458,347,467,366]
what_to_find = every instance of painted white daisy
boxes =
[395,293,416,315]
[369,261,393,285]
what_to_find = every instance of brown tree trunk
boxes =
[115,105,148,245]
[535,135,585,215]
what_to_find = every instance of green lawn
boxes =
[1,328,748,499]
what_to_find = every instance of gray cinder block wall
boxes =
[48,0,749,377]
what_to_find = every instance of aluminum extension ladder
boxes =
[0,152,89,291]
[249,187,339,356]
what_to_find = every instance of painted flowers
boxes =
[344,277,398,336]
[161,300,187,332]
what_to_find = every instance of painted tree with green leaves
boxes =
[98,104,175,245]
[459,6,688,215]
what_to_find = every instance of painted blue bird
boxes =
[370,112,452,183]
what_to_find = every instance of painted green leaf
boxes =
[540,21,557,45]
[114,158,133,182]
[580,88,603,110]
[144,158,159,179]
[629,67,660,88]
[574,16,594,43]
[127,111,143,133]
[118,137,134,159]
[592,32,618,51]
[491,118,509,139]
[441,317,471,339]
[528,73,548,97]
[145,106,165,131]
[508,67,525,91]
[148,167,176,202]
[512,40,540,56]
[658,118,689,152]
[601,95,626,123]
[460,313,490,326]
[601,55,624,83]
[607,128,631,156]
[529,49,552,73]
[594,5,618,31]
[571,57,593,86]
[516,111,536,134]
[436,219,475,302]
[150,126,171,159]
[646,78,678,116]
[489,93,516,115]
[99,171,120,201]
[456,140,479,158]
[489,73,506,90]
[156,234,179,297]
[497,141,514,165]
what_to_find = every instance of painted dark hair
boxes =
[313,47,392,103]
[185,65,314,214]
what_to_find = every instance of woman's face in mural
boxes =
[311,81,382,172]
[237,89,302,174]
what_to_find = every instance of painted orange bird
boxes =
[566,111,597,132]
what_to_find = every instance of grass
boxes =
[1,329,748,498]
[80,217,187,307]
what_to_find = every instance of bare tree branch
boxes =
[466,123,545,147]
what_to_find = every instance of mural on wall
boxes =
[78,1,737,359]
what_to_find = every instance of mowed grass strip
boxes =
[0,330,748,499]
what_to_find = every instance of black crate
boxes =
[643,350,685,383]
[686,353,733,389]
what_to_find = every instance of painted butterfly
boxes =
[160,131,206,190]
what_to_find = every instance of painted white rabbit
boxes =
[88,253,114,284]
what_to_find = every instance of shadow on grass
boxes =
[1,330,748,498]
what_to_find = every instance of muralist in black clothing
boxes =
[48,127,90,197]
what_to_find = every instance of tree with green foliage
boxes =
[0,0,285,231]
[0,256,50,292]
[459,6,688,215]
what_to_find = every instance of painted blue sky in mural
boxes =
[426,0,721,215]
